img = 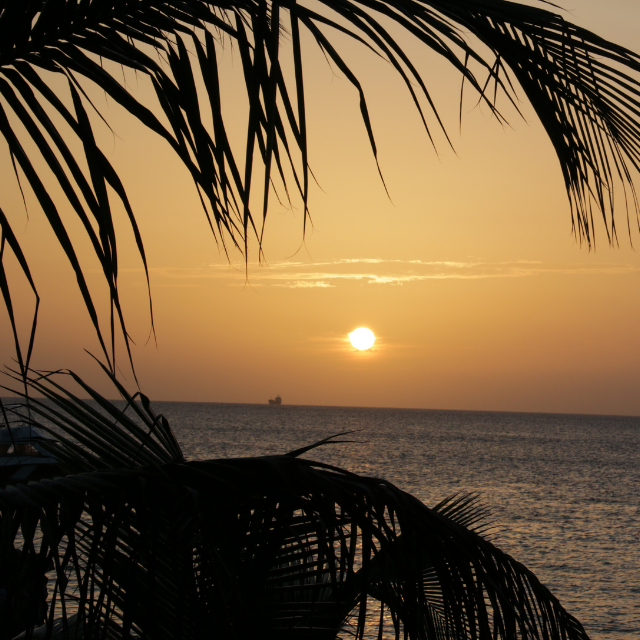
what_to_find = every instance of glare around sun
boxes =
[349,327,375,350]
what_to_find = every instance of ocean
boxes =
[153,402,640,640]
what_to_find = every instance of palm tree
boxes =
[1,1,640,638]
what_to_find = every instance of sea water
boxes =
[153,402,640,640]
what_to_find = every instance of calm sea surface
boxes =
[153,402,640,640]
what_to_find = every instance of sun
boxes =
[349,327,375,351]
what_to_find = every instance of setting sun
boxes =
[349,327,376,351]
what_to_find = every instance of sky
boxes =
[2,0,640,415]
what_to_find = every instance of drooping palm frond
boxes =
[436,0,640,244]
[0,369,589,640]
[2,0,640,371]
[0,456,591,640]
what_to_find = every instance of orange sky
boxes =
[2,0,640,415]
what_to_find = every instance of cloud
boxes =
[133,257,640,289]
[275,280,335,288]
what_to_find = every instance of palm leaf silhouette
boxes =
[2,0,640,370]
[1,369,590,640]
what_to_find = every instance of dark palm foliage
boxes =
[2,0,640,374]
[1,5,636,635]
[1,369,590,640]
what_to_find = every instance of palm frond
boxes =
[2,0,640,370]
[437,0,640,245]
[0,369,591,639]
[432,492,494,536]
[0,456,590,640]
[1,363,184,475]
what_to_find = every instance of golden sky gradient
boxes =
[2,0,640,415]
